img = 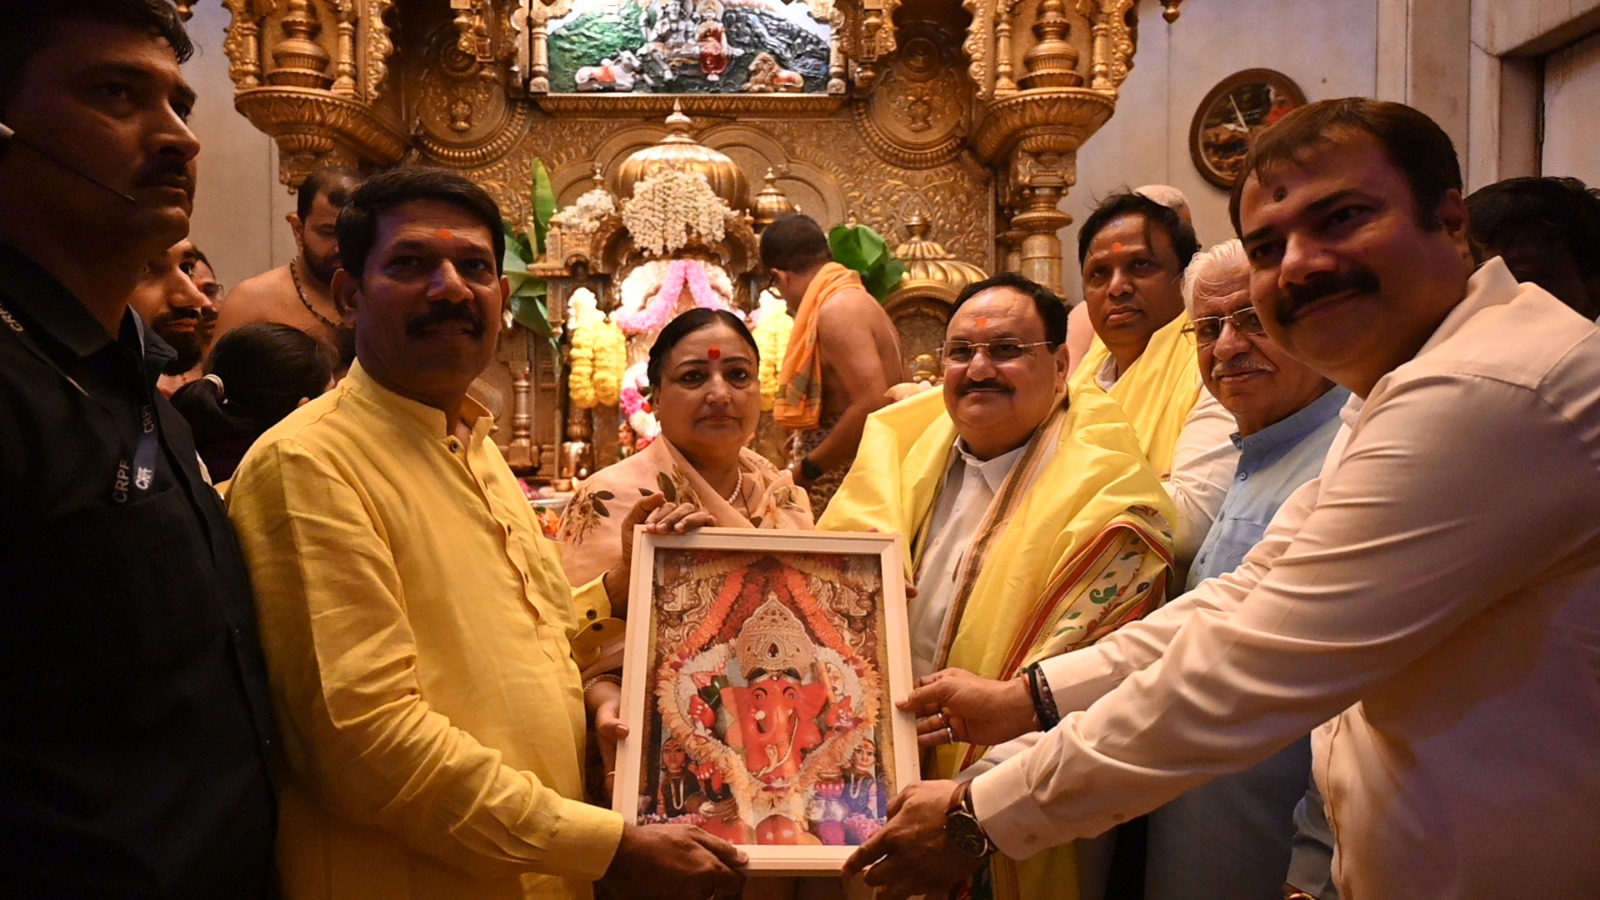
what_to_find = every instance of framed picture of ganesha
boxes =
[615,528,918,873]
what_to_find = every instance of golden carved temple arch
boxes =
[224,0,1187,478]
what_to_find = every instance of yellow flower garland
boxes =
[753,292,794,412]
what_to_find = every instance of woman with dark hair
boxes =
[560,308,813,591]
[171,322,334,483]
[559,310,815,894]
[559,308,814,694]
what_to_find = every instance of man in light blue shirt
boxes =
[1143,239,1347,900]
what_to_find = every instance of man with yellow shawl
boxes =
[762,214,908,513]
[820,273,1174,900]
[1069,192,1239,568]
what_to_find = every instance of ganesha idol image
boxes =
[650,563,883,846]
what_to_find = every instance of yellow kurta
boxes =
[1067,312,1201,478]
[819,387,1175,900]
[228,363,623,900]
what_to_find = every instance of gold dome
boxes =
[751,168,796,231]
[892,216,988,298]
[612,104,749,211]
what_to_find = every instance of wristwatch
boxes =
[944,784,995,859]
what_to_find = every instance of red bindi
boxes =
[1112,241,1124,253]
[708,345,721,360]
[437,228,454,241]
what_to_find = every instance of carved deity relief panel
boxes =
[544,0,833,95]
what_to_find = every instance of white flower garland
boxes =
[549,187,616,236]
[621,168,730,257]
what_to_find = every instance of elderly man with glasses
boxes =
[1148,239,1347,900]
[820,271,1174,900]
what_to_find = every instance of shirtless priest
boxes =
[761,213,907,513]
[215,166,362,371]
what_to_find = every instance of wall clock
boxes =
[1189,68,1307,189]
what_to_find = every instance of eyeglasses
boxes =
[199,283,225,302]
[1184,307,1267,346]
[939,340,1053,366]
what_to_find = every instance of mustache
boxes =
[959,379,1010,395]
[1211,356,1272,378]
[133,157,195,194]
[405,301,486,337]
[164,307,202,323]
[1278,267,1380,324]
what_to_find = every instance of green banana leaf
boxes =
[530,158,557,258]
[828,223,908,302]
[501,159,560,344]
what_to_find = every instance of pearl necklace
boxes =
[726,468,744,505]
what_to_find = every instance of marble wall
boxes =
[1057,0,1380,297]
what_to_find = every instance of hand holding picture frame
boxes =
[613,528,918,874]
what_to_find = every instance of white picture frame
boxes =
[613,528,918,874]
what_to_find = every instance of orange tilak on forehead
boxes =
[1112,241,1124,253]
[975,317,989,328]
[436,228,454,241]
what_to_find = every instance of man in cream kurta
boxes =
[846,100,1600,900]
[229,167,744,900]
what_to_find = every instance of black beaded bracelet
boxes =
[799,457,824,482]
[1025,662,1062,730]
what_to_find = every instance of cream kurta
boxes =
[975,260,1600,899]
[228,363,623,900]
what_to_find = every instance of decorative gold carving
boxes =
[833,0,902,88]
[175,1,196,22]
[233,87,408,184]
[1161,0,1189,23]
[222,0,264,88]
[450,0,494,63]
[522,0,573,94]
[828,10,848,94]
[331,1,359,97]
[971,88,1114,163]
[415,26,513,150]
[856,31,969,170]
[507,332,537,469]
[1082,0,1137,93]
[362,0,397,103]
[268,0,334,91]
[757,118,991,267]
[962,0,990,99]
[995,1,1018,95]
[1020,0,1083,89]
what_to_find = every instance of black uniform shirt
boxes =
[0,243,277,898]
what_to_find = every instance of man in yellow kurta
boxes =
[820,273,1174,900]
[1069,191,1239,567]
[227,168,745,900]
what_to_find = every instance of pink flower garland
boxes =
[614,259,730,335]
